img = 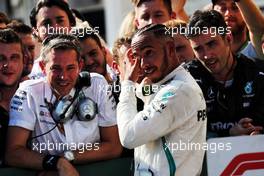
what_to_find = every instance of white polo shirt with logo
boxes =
[9,73,116,155]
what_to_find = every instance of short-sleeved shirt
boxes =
[9,73,116,155]
[28,57,45,80]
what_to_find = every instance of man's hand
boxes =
[171,0,189,22]
[123,48,142,82]
[171,0,186,14]
[57,158,79,176]
[229,117,263,136]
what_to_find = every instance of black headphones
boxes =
[33,71,96,140]
[50,71,97,123]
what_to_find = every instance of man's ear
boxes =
[39,60,46,74]
[126,48,134,64]
[104,47,116,66]
[102,46,107,57]
[225,33,233,45]
[79,58,84,71]
[166,40,175,57]
[171,11,176,19]
[112,61,120,74]
[166,40,180,65]
[32,27,42,43]
[134,18,139,28]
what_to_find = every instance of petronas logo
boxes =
[244,81,253,94]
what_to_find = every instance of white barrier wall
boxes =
[207,135,264,176]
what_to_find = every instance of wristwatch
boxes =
[64,150,75,162]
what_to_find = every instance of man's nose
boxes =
[224,8,234,17]
[203,49,214,61]
[59,71,68,80]
[1,60,9,70]
[84,56,95,65]
[140,57,151,69]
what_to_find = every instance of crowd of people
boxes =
[0,0,264,175]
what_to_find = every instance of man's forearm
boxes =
[73,126,122,164]
[73,141,122,164]
[5,146,44,170]
[236,0,264,59]
[236,0,264,33]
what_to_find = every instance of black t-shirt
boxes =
[0,106,9,167]
[185,55,264,137]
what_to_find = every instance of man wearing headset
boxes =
[5,35,122,176]
[185,10,264,138]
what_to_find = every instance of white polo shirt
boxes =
[9,73,116,155]
[28,57,46,80]
[117,66,207,176]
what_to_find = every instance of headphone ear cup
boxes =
[75,71,91,90]
[52,98,74,123]
[77,97,97,121]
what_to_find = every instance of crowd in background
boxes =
[0,0,264,175]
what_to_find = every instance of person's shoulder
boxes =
[157,78,198,101]
[89,72,109,87]
[183,59,207,75]
[154,80,204,114]
[12,79,45,105]
[239,42,258,60]
[236,55,264,75]
[84,73,109,93]
[19,78,45,89]
[183,60,212,86]
[252,58,264,73]
[183,59,201,70]
[90,72,107,82]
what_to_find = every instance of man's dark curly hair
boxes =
[30,0,76,28]
[186,10,228,39]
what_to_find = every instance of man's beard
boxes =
[151,48,169,83]
[230,22,246,36]
[83,58,107,76]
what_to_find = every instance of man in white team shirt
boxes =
[117,24,207,176]
[6,35,122,176]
